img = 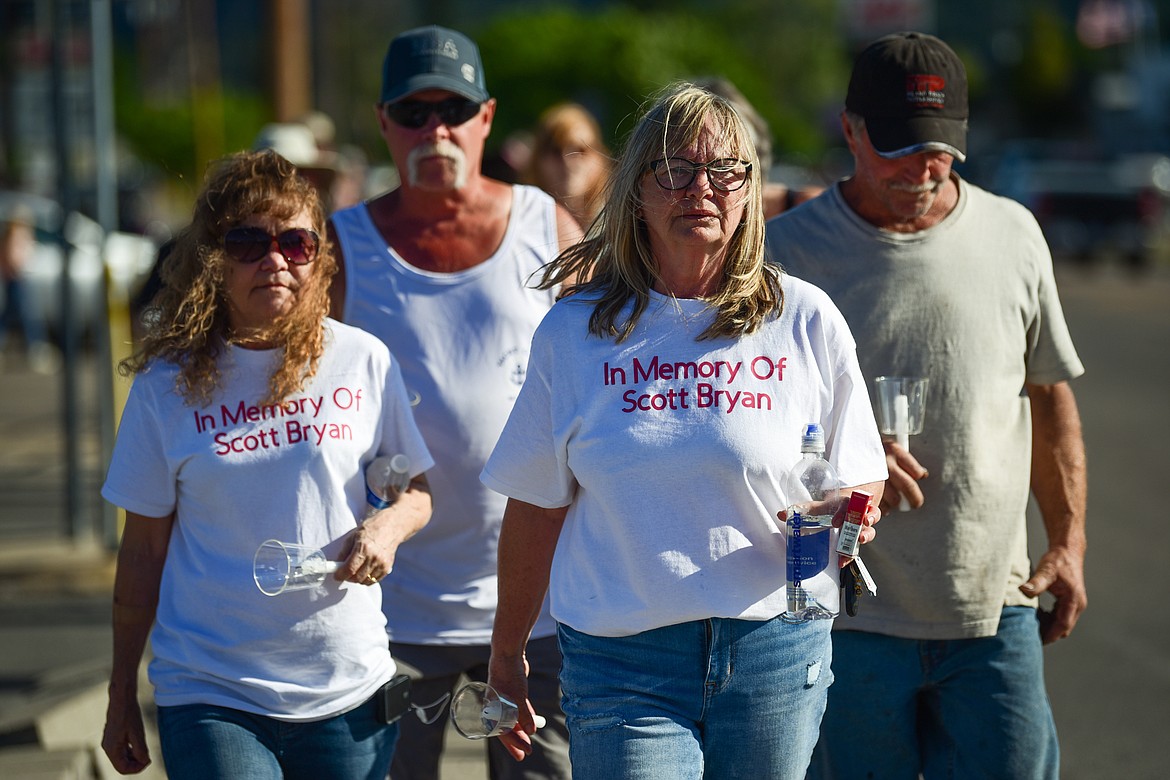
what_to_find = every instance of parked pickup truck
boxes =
[988,142,1170,270]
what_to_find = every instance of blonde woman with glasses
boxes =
[481,84,887,779]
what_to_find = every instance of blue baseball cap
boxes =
[380,25,489,105]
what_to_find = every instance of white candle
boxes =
[894,393,911,511]
[894,394,910,449]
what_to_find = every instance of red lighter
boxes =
[835,489,874,558]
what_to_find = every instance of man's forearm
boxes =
[1028,381,1087,551]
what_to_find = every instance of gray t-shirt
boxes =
[765,176,1084,640]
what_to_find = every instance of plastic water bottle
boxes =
[364,454,411,519]
[784,423,843,621]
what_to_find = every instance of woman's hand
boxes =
[839,501,881,566]
[776,480,884,568]
[488,498,568,761]
[337,521,396,586]
[337,473,432,586]
[104,512,170,774]
[102,688,151,774]
[488,651,539,762]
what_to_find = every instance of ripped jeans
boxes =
[557,616,832,780]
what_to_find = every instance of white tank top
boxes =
[332,184,560,643]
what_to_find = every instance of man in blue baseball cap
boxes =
[328,24,578,780]
[378,25,489,106]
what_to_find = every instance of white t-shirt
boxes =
[102,319,434,720]
[332,185,560,644]
[482,281,888,637]
[766,177,1085,639]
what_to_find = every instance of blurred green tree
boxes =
[476,2,849,165]
[106,1,853,193]
[1010,3,1086,136]
[112,49,267,197]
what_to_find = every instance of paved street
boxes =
[1027,264,1170,779]
[1,261,1167,778]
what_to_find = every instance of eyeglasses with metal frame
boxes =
[649,157,752,192]
[223,227,320,265]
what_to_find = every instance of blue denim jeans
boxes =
[558,616,833,780]
[157,695,399,780]
[808,606,1059,780]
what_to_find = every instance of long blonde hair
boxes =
[124,151,337,405]
[539,82,782,343]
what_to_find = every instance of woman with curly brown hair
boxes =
[100,150,433,779]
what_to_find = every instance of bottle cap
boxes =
[801,423,825,453]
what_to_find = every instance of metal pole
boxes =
[91,0,120,548]
[91,0,116,235]
[50,0,84,538]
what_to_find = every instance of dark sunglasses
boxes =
[383,97,482,129]
[223,227,320,265]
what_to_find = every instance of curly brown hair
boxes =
[123,150,337,406]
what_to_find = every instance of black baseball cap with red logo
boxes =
[845,31,968,162]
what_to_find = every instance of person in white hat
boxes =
[253,121,340,210]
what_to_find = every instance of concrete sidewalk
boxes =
[0,355,488,779]
[0,534,129,779]
[0,540,491,780]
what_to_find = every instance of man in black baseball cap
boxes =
[845,31,969,162]
[766,30,1085,780]
[328,23,579,780]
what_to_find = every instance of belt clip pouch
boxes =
[376,673,413,724]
